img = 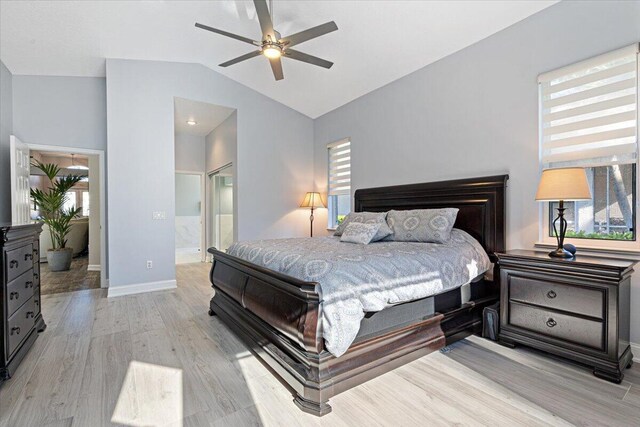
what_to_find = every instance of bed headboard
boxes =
[354,175,508,261]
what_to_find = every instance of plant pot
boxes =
[47,248,73,272]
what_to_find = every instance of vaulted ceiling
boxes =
[0,1,556,118]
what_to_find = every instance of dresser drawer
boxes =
[509,302,604,350]
[6,270,35,316]
[509,275,603,319]
[32,241,40,266]
[7,296,36,357]
[33,262,41,287]
[33,286,41,317]
[5,243,34,283]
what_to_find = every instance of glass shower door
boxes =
[208,165,233,255]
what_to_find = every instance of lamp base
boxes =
[549,247,574,259]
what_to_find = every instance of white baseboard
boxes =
[631,342,640,362]
[107,279,176,298]
[87,264,101,272]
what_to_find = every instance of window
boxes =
[327,138,351,229]
[539,44,639,245]
[549,165,635,240]
[63,191,77,213]
[82,191,90,216]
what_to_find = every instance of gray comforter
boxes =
[226,229,491,357]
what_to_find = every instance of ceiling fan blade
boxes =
[253,0,275,39]
[269,57,284,81]
[219,50,263,67]
[280,21,338,48]
[285,49,333,69]
[195,23,258,46]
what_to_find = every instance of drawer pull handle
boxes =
[9,291,19,300]
[546,318,557,328]
[25,281,33,288]
[26,311,34,319]
[24,253,33,261]
[9,260,18,268]
[547,290,557,299]
[10,327,20,335]
[33,248,38,257]
[35,299,40,306]
[34,273,40,280]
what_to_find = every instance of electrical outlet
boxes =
[146,260,153,269]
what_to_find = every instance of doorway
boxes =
[15,142,107,293]
[208,164,234,255]
[175,171,205,264]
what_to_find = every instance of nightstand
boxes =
[497,250,635,383]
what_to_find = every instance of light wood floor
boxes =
[1,262,639,427]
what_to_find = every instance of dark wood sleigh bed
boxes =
[207,175,508,416]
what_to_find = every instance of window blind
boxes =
[539,43,639,168]
[328,139,351,196]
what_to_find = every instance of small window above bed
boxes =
[538,43,639,250]
[328,138,351,229]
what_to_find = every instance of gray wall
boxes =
[175,133,205,172]
[206,111,237,175]
[106,59,313,289]
[206,111,238,242]
[314,1,640,342]
[0,61,13,223]
[12,76,107,150]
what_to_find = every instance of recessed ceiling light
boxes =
[187,120,197,125]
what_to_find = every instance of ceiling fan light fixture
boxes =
[262,44,282,59]
[68,153,89,170]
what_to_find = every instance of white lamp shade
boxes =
[300,192,326,208]
[535,168,592,201]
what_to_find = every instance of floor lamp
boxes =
[300,192,325,237]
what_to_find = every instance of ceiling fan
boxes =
[195,0,338,81]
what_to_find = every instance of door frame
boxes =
[175,170,207,263]
[206,162,233,258]
[26,144,108,288]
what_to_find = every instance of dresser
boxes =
[1,223,46,381]
[497,250,634,383]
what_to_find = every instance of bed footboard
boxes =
[209,248,323,353]
[208,247,447,416]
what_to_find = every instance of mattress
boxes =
[226,228,491,356]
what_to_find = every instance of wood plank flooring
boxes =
[1,262,639,426]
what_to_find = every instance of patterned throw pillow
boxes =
[333,212,392,242]
[386,208,459,243]
[340,222,382,245]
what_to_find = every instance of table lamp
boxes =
[535,167,592,258]
[300,192,325,237]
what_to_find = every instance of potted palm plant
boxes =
[30,160,83,272]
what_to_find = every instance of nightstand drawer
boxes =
[510,301,604,350]
[509,275,603,319]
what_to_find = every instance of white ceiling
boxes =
[174,97,235,137]
[0,1,557,118]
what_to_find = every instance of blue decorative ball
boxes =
[563,243,577,255]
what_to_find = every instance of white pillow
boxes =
[340,222,382,245]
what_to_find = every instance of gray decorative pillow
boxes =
[386,208,459,243]
[340,222,382,245]
[333,212,392,242]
